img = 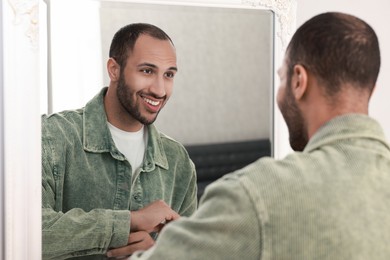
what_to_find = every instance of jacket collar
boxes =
[304,114,390,153]
[83,87,169,171]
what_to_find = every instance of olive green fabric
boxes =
[42,88,197,259]
[131,114,390,260]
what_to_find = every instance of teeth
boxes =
[143,98,160,106]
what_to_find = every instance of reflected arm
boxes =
[41,115,130,259]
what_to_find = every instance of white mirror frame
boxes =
[241,0,297,159]
[0,0,296,258]
[1,0,42,259]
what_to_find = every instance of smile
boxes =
[143,97,160,106]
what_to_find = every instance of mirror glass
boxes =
[46,0,275,150]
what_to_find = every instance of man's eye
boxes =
[165,72,175,78]
[141,68,153,74]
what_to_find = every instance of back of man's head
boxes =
[286,12,380,98]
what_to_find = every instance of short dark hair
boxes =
[109,23,174,69]
[286,12,380,96]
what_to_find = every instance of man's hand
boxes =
[106,231,154,258]
[131,200,180,233]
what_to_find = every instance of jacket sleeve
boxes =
[41,123,130,259]
[130,175,262,260]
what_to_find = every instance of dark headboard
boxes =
[185,139,271,200]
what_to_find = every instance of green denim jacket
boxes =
[131,114,390,260]
[42,88,197,259]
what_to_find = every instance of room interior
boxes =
[2,0,389,258]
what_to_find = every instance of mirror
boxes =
[46,0,275,150]
[45,0,288,200]
[44,0,298,199]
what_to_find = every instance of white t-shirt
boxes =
[108,123,148,174]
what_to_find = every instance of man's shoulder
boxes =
[42,108,84,123]
[227,152,318,196]
[149,127,188,154]
[41,108,85,137]
[159,132,184,146]
[235,152,311,178]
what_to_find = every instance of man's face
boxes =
[276,58,308,151]
[116,34,177,126]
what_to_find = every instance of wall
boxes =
[296,0,390,139]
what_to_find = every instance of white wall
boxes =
[46,0,103,114]
[296,0,390,139]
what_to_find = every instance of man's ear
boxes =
[107,58,120,82]
[291,64,308,100]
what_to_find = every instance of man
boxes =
[126,12,390,260]
[42,23,197,259]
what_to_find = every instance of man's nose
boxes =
[150,76,166,98]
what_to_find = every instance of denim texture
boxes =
[131,114,390,260]
[42,88,197,259]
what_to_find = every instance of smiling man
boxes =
[41,23,197,259]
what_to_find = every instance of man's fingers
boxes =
[128,231,149,244]
[153,213,180,233]
[107,231,154,258]
[107,240,154,258]
[169,211,180,221]
[131,200,181,232]
[154,222,166,233]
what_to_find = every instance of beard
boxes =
[116,72,160,126]
[278,82,309,152]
